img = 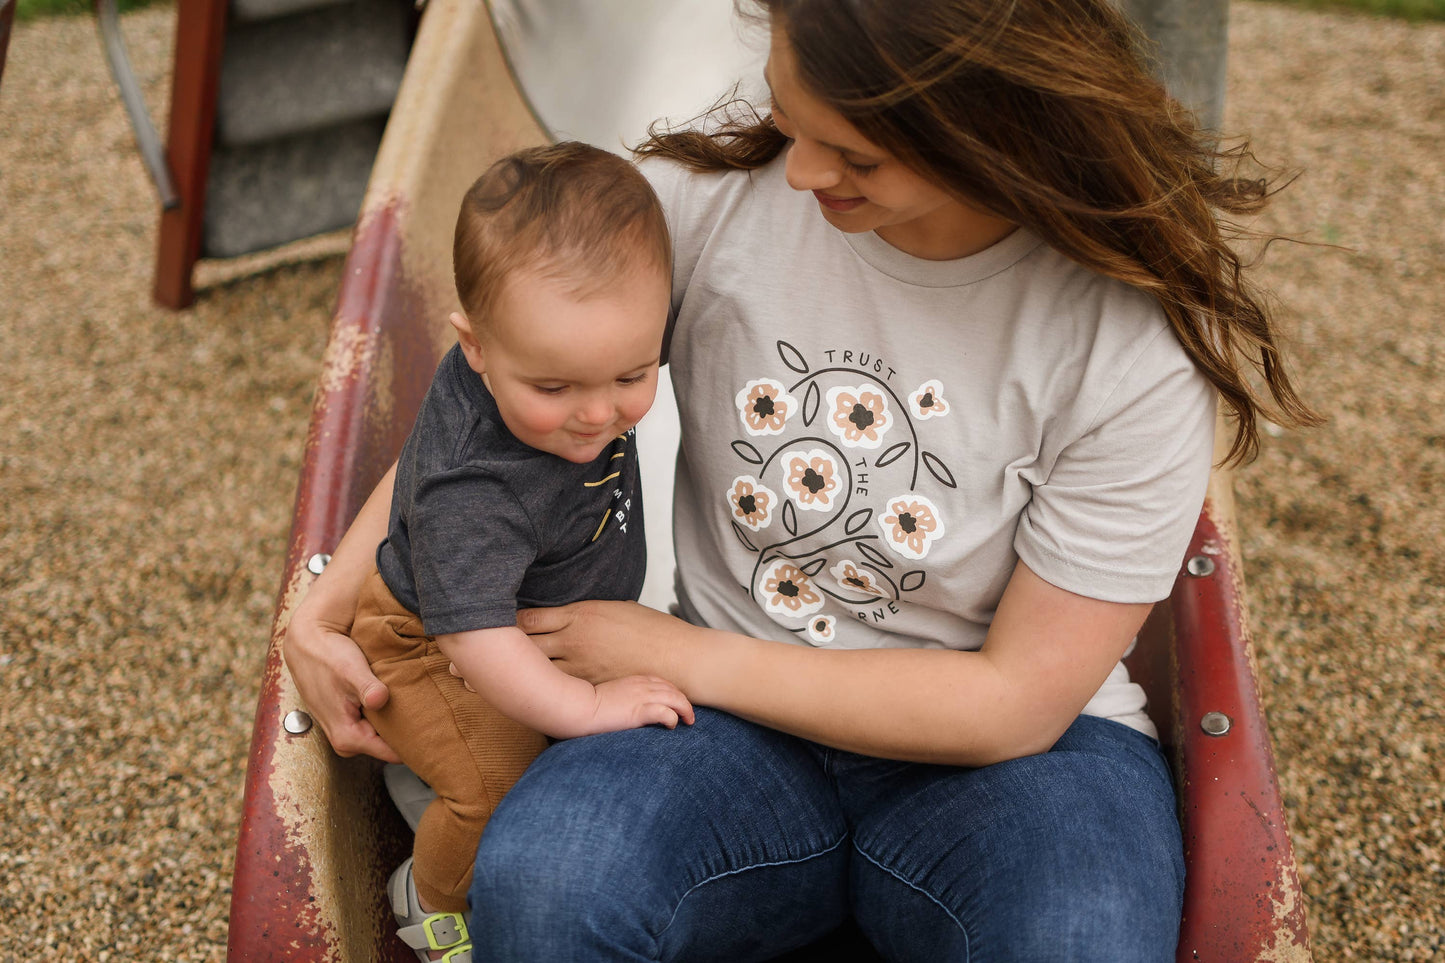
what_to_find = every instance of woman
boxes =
[285,0,1315,958]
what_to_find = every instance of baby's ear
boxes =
[449,312,487,374]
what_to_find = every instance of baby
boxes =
[351,141,691,963]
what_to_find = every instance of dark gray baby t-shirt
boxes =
[376,344,647,637]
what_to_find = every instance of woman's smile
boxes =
[812,190,866,212]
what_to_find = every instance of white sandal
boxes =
[387,857,472,963]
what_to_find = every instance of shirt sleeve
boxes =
[406,467,538,635]
[1014,326,1217,603]
[639,158,753,360]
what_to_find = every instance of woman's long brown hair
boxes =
[635,0,1319,465]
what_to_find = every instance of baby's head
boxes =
[449,142,672,464]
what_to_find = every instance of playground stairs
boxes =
[154,0,416,305]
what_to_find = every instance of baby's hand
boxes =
[589,675,695,734]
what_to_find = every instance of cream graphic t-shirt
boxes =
[644,157,1215,737]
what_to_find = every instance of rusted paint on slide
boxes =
[229,200,433,963]
[228,0,547,958]
[1171,494,1313,962]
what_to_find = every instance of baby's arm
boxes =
[438,625,694,738]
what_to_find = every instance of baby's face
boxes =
[470,262,670,464]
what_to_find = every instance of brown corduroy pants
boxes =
[354,569,549,912]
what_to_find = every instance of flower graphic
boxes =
[728,475,776,531]
[877,494,946,560]
[759,561,825,617]
[910,381,950,420]
[782,448,840,511]
[735,378,797,436]
[805,614,837,645]
[825,384,892,449]
[829,559,887,598]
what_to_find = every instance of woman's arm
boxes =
[521,560,1151,766]
[282,463,401,762]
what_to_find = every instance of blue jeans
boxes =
[470,709,1183,962]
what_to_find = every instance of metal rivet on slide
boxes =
[1200,711,1232,737]
[307,553,332,575]
[1186,555,1216,578]
[283,710,314,735]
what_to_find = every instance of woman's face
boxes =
[765,20,1013,260]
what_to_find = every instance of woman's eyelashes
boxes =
[769,98,792,134]
[768,97,879,178]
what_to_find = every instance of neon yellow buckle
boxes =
[440,946,472,963]
[422,911,468,950]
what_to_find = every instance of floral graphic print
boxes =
[782,448,840,512]
[829,559,887,598]
[805,614,837,645]
[910,381,949,420]
[825,384,892,449]
[736,378,797,436]
[725,341,963,638]
[877,493,946,560]
[728,476,776,531]
[759,561,824,618]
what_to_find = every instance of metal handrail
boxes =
[95,0,180,210]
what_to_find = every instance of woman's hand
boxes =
[517,600,698,689]
[279,462,402,763]
[283,602,402,764]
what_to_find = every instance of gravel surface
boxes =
[1,3,1442,960]
[1226,5,1445,959]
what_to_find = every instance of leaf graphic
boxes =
[844,509,873,535]
[876,442,910,468]
[782,500,798,536]
[777,340,810,374]
[731,521,759,552]
[731,440,764,465]
[921,451,958,489]
[857,542,894,569]
[800,558,826,577]
[803,381,821,427]
[900,571,926,593]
